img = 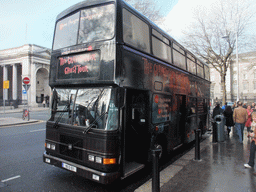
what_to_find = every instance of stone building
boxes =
[210,51,256,104]
[0,44,51,107]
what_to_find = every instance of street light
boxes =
[235,32,239,102]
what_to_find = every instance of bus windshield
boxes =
[53,3,115,50]
[51,87,119,131]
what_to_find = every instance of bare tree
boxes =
[124,0,173,32]
[181,0,256,104]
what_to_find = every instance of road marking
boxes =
[30,128,46,133]
[1,175,21,183]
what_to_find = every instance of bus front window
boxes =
[51,88,118,131]
[53,12,80,50]
[53,3,115,50]
[78,4,115,44]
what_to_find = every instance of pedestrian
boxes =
[245,105,253,138]
[232,103,236,110]
[253,103,256,112]
[243,103,247,109]
[233,101,248,144]
[244,112,256,169]
[251,102,255,109]
[212,103,223,142]
[222,102,227,111]
[212,103,223,119]
[223,106,234,136]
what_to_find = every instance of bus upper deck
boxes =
[49,0,210,91]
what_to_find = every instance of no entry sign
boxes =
[23,77,30,84]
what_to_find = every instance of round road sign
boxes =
[23,77,30,84]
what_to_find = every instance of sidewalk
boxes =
[136,131,256,192]
[0,106,48,114]
[0,106,48,127]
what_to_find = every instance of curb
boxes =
[135,133,211,192]
[0,120,42,128]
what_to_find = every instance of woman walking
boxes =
[223,106,234,136]
[245,105,253,138]
[244,112,256,170]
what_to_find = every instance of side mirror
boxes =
[114,87,125,108]
[52,89,58,111]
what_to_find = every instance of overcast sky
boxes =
[0,0,255,50]
[163,0,217,40]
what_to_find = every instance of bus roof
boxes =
[55,0,208,68]
[56,0,116,21]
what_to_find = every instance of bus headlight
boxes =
[51,144,56,150]
[95,157,102,164]
[88,155,116,164]
[88,155,95,162]
[46,143,51,149]
[45,143,56,150]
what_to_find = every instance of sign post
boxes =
[22,77,30,121]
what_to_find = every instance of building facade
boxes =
[210,52,256,104]
[0,44,51,107]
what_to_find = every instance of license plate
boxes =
[62,162,77,172]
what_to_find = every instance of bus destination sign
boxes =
[57,51,100,80]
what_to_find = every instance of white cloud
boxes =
[163,0,217,41]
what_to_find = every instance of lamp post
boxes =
[235,32,239,102]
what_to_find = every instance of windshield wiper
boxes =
[53,104,70,129]
[83,111,108,134]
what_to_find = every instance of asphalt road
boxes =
[0,111,151,191]
[0,111,195,191]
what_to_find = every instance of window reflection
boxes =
[51,88,118,130]
[53,4,115,50]
[78,4,115,44]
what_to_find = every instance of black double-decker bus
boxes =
[43,0,210,184]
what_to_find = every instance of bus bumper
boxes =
[43,152,120,184]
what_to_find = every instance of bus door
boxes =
[121,89,149,178]
[174,95,187,145]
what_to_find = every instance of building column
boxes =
[30,63,37,107]
[12,64,18,100]
[3,65,8,100]
[21,56,30,104]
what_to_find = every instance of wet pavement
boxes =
[161,133,256,192]
[1,107,256,191]
[136,129,256,192]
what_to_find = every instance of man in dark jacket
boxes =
[213,103,223,118]
[212,103,223,142]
